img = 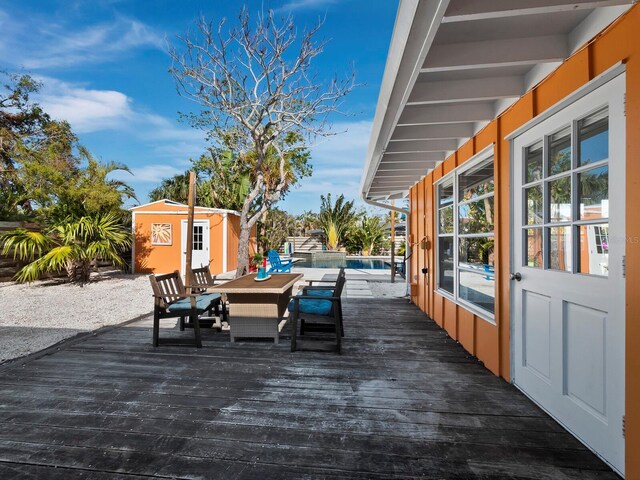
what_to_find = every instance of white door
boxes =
[181,220,210,275]
[512,74,625,475]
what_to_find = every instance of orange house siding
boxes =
[131,201,249,276]
[407,6,640,476]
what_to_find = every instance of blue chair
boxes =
[289,269,346,353]
[483,264,495,281]
[267,249,293,273]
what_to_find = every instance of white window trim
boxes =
[435,144,496,324]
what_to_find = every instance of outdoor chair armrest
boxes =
[290,294,341,302]
[305,279,337,285]
[303,285,336,290]
[152,293,200,299]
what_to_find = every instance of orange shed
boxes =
[131,199,254,276]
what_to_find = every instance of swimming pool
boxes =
[294,257,390,269]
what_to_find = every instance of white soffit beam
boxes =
[442,0,632,22]
[390,123,474,140]
[372,182,417,187]
[407,76,524,104]
[422,35,569,72]
[381,151,445,162]
[398,102,494,125]
[385,138,458,152]
[378,163,438,171]
[374,173,426,179]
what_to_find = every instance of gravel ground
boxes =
[369,280,409,298]
[0,271,152,364]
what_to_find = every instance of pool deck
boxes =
[218,266,407,299]
[0,297,618,479]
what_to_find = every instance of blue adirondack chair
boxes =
[267,249,293,273]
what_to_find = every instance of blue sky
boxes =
[1,0,398,215]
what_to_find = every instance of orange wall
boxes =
[131,203,252,276]
[408,6,640,476]
[133,211,227,275]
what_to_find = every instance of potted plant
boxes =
[249,252,263,273]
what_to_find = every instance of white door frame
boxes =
[180,219,210,277]
[509,73,626,475]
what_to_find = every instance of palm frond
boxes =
[0,229,52,261]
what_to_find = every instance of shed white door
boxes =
[181,220,210,275]
[512,74,625,475]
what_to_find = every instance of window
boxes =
[436,152,495,318]
[521,108,609,276]
[193,225,204,251]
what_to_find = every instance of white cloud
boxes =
[111,164,184,183]
[310,120,372,163]
[37,78,134,133]
[4,14,163,69]
[277,0,341,12]
[311,167,363,179]
[35,78,206,152]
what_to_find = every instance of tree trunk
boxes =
[236,216,252,278]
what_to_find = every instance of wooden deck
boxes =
[0,298,620,479]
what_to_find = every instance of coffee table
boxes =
[209,273,303,343]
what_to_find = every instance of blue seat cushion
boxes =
[167,293,219,313]
[288,289,333,316]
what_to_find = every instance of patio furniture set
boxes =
[148,250,345,353]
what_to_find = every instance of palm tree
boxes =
[296,210,319,236]
[318,193,358,251]
[148,172,191,204]
[359,215,387,256]
[1,213,131,284]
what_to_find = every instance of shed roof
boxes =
[130,199,241,216]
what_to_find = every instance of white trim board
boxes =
[132,210,241,217]
[505,62,625,140]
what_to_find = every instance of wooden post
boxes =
[185,171,196,286]
[390,200,396,284]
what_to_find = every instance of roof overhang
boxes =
[361,0,634,203]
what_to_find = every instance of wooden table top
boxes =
[210,273,303,295]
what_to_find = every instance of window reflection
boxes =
[459,270,495,314]
[438,237,454,294]
[526,186,543,225]
[525,142,543,183]
[439,206,453,234]
[549,176,571,222]
[526,228,543,268]
[578,224,609,276]
[578,110,608,167]
[578,165,608,219]
[548,127,571,176]
[458,162,494,200]
[459,197,494,234]
[459,238,494,269]
[549,226,571,272]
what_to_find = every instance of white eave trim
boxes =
[361,0,450,200]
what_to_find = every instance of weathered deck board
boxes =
[0,298,620,479]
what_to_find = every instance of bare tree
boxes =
[170,7,355,276]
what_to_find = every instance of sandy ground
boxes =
[0,269,408,364]
[0,271,152,364]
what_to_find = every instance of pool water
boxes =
[294,258,390,269]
